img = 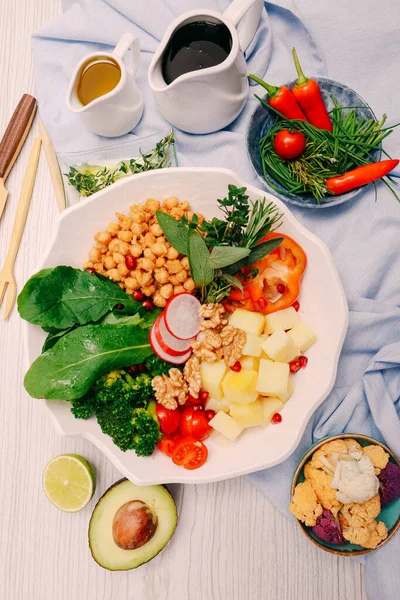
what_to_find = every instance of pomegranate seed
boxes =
[86,267,96,274]
[115,303,124,310]
[230,360,242,372]
[142,299,154,311]
[277,283,286,294]
[289,359,301,373]
[205,410,215,421]
[256,297,267,309]
[299,356,308,368]
[137,363,145,372]
[125,255,136,270]
[292,301,300,312]
[199,390,209,403]
[127,365,137,375]
[192,404,204,412]
[187,393,203,405]
[271,412,282,424]
[133,290,144,301]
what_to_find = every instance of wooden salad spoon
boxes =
[0,137,41,320]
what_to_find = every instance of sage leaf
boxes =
[24,324,153,400]
[209,246,251,269]
[188,230,214,286]
[221,273,244,292]
[18,266,142,330]
[223,238,283,275]
[156,210,188,255]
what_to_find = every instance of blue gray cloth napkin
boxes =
[32,2,400,597]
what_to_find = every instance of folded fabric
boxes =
[32,2,400,598]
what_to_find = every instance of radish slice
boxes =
[153,314,192,357]
[150,326,192,365]
[164,293,201,340]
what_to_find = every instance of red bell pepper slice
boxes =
[245,233,307,314]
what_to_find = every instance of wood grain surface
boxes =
[0,1,368,599]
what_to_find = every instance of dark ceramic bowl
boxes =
[291,434,400,556]
[246,78,380,208]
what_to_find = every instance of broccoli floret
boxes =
[144,354,180,377]
[70,390,95,419]
[131,404,162,457]
[69,369,160,455]
[96,396,136,452]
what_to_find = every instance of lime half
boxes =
[43,454,95,512]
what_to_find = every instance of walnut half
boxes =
[152,368,188,410]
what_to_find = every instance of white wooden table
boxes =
[0,1,368,598]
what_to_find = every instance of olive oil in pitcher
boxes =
[77,57,121,106]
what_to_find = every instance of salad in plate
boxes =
[19,185,317,470]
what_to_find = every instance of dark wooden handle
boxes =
[0,94,37,179]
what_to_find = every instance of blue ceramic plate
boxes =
[246,78,380,209]
[290,434,400,556]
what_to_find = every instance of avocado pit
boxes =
[112,500,158,550]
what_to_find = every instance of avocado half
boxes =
[89,478,177,570]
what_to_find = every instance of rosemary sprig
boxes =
[66,132,175,197]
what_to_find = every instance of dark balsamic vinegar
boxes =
[162,21,232,85]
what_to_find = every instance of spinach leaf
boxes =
[209,246,251,269]
[155,210,188,255]
[42,326,77,352]
[188,230,214,286]
[24,324,153,400]
[100,308,160,328]
[18,266,141,330]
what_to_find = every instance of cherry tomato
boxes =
[172,438,208,470]
[180,407,212,441]
[273,129,306,160]
[157,432,181,457]
[205,410,215,421]
[187,393,203,406]
[156,403,181,434]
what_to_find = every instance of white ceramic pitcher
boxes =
[148,0,264,134]
[67,33,144,137]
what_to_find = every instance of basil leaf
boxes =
[155,210,188,255]
[18,266,141,330]
[188,230,214,286]
[223,238,283,274]
[209,246,251,269]
[24,324,153,400]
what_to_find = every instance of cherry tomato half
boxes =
[157,432,181,457]
[273,129,306,160]
[156,403,181,434]
[172,438,208,470]
[180,406,212,441]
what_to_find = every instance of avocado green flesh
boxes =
[89,479,177,570]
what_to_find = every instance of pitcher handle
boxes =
[113,33,140,77]
[224,0,264,52]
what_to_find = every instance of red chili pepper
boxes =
[291,48,332,132]
[326,159,399,195]
[249,75,307,121]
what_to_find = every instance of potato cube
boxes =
[210,431,231,449]
[240,356,259,371]
[229,308,264,335]
[241,333,263,357]
[256,359,289,397]
[261,328,299,363]
[261,397,284,426]
[264,307,300,334]
[200,360,227,400]
[205,396,230,414]
[229,399,264,428]
[222,369,259,405]
[287,323,317,352]
[209,411,243,441]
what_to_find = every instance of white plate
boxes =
[24,168,348,485]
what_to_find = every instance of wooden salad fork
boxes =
[0,137,41,320]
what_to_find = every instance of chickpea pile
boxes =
[84,196,203,308]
